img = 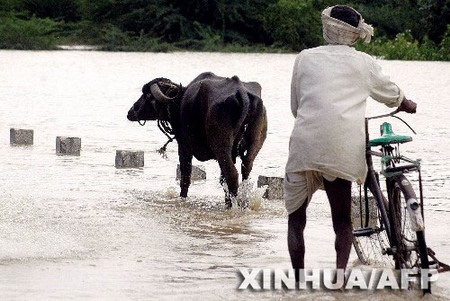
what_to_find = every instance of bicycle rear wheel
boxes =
[352,184,392,266]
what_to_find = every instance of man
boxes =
[284,5,417,279]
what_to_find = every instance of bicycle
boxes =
[351,109,450,294]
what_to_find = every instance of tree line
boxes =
[0,0,448,60]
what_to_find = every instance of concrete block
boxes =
[10,128,33,145]
[257,175,284,200]
[257,175,270,187]
[56,136,81,156]
[176,164,206,181]
[115,150,144,168]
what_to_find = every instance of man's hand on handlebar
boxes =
[397,97,417,114]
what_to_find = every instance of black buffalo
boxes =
[127,72,267,208]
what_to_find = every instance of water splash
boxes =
[222,179,266,211]
[237,180,266,211]
[165,186,179,199]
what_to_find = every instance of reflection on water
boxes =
[0,50,449,300]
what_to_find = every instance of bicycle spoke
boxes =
[352,185,392,266]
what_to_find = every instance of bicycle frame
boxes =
[363,118,393,243]
[365,111,424,244]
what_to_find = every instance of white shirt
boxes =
[286,45,404,183]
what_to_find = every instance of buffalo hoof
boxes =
[225,199,232,210]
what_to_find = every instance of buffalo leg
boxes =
[216,151,239,208]
[241,104,267,180]
[178,146,193,198]
[220,153,237,186]
[220,153,238,188]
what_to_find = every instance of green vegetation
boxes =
[0,12,60,49]
[356,28,450,61]
[0,0,448,60]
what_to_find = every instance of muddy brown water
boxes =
[0,50,449,300]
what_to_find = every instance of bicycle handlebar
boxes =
[366,109,416,135]
[366,109,400,120]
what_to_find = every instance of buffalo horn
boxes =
[150,83,177,102]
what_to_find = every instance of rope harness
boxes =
[134,110,175,158]
[156,119,175,158]
[132,86,179,158]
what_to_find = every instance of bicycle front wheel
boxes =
[390,175,430,291]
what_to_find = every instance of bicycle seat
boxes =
[368,122,412,146]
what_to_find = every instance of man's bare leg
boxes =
[323,177,353,270]
[288,199,309,281]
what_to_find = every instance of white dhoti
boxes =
[284,171,337,215]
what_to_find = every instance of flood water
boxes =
[0,50,449,300]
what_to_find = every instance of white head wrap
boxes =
[321,6,374,45]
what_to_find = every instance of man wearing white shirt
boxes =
[284,5,417,279]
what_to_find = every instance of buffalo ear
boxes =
[142,84,150,95]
